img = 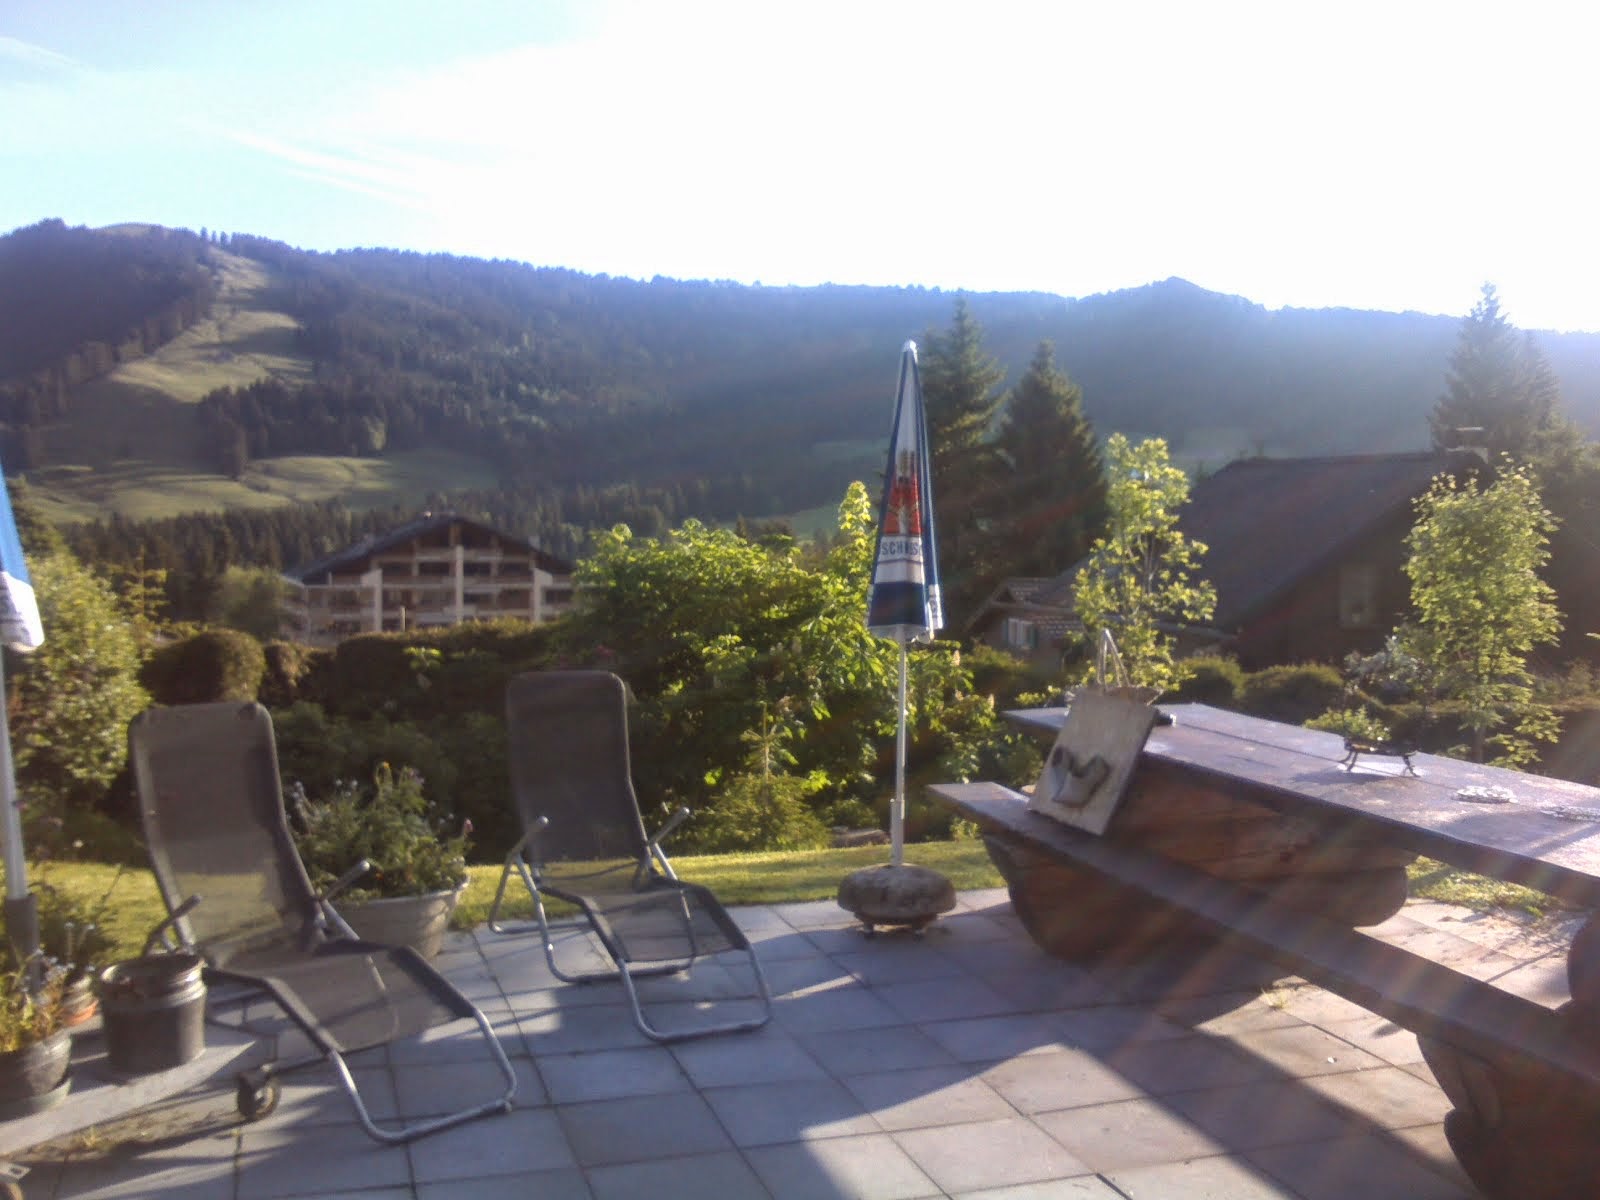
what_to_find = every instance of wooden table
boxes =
[932,703,1600,1200]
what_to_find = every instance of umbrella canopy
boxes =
[0,460,43,961]
[867,341,943,642]
[866,342,943,866]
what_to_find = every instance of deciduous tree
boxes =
[1398,461,1561,765]
[1071,435,1215,694]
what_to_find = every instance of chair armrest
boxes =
[647,807,692,879]
[503,816,551,867]
[143,893,202,957]
[649,806,691,849]
[312,860,373,942]
[321,859,373,904]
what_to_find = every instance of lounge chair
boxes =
[488,670,772,1041]
[128,701,517,1144]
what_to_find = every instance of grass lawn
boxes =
[10,843,1572,968]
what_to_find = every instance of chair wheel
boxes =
[236,1076,281,1120]
[0,1178,23,1200]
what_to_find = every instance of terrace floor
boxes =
[15,888,1579,1199]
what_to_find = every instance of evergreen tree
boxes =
[917,300,1006,622]
[992,341,1108,578]
[1429,284,1560,459]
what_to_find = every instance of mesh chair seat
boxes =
[543,871,744,968]
[217,940,478,1056]
[490,671,772,1041]
[130,702,517,1144]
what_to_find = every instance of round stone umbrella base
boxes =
[837,863,957,935]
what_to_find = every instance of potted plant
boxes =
[33,867,123,1027]
[0,958,73,1118]
[290,764,470,959]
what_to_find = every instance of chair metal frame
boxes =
[488,671,772,1042]
[130,702,517,1144]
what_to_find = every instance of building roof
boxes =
[284,512,573,584]
[970,450,1476,641]
[1180,451,1470,632]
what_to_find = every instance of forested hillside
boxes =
[5,218,1600,620]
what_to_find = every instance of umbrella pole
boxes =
[0,650,36,963]
[891,640,908,868]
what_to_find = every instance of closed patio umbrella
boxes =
[866,340,944,866]
[837,342,956,933]
[0,459,44,963]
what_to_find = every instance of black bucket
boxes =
[99,954,207,1074]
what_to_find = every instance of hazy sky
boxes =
[4,0,1597,331]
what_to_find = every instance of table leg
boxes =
[1419,1001,1600,1200]
[981,834,1194,962]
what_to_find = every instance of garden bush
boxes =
[1167,655,1245,708]
[259,640,324,707]
[295,634,422,717]
[140,628,266,705]
[1238,662,1346,726]
[688,771,832,854]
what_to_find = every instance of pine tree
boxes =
[916,299,1006,622]
[992,342,1108,578]
[1429,284,1560,459]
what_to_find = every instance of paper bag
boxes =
[1028,688,1159,835]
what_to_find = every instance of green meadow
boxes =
[26,249,502,522]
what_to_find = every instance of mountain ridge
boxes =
[4,220,1598,526]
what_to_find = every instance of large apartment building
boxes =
[282,513,574,646]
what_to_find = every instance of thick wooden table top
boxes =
[1004,703,1600,907]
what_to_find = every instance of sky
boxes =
[3,0,1598,332]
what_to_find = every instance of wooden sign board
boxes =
[1028,688,1159,835]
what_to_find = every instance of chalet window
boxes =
[1004,618,1039,650]
[1339,564,1379,629]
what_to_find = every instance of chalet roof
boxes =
[1182,451,1471,632]
[964,575,1080,641]
[284,512,573,584]
[970,450,1477,641]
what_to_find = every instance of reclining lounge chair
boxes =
[488,670,772,1041]
[129,701,517,1144]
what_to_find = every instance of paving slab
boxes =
[21,893,1552,1199]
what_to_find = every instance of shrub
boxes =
[10,553,149,811]
[140,628,266,705]
[428,712,514,855]
[271,702,460,820]
[1167,655,1245,708]
[689,771,831,854]
[1238,663,1346,726]
[259,640,324,708]
[1306,706,1392,741]
[296,634,420,717]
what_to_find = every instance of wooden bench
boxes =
[931,703,1600,1200]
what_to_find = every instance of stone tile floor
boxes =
[12,889,1579,1199]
